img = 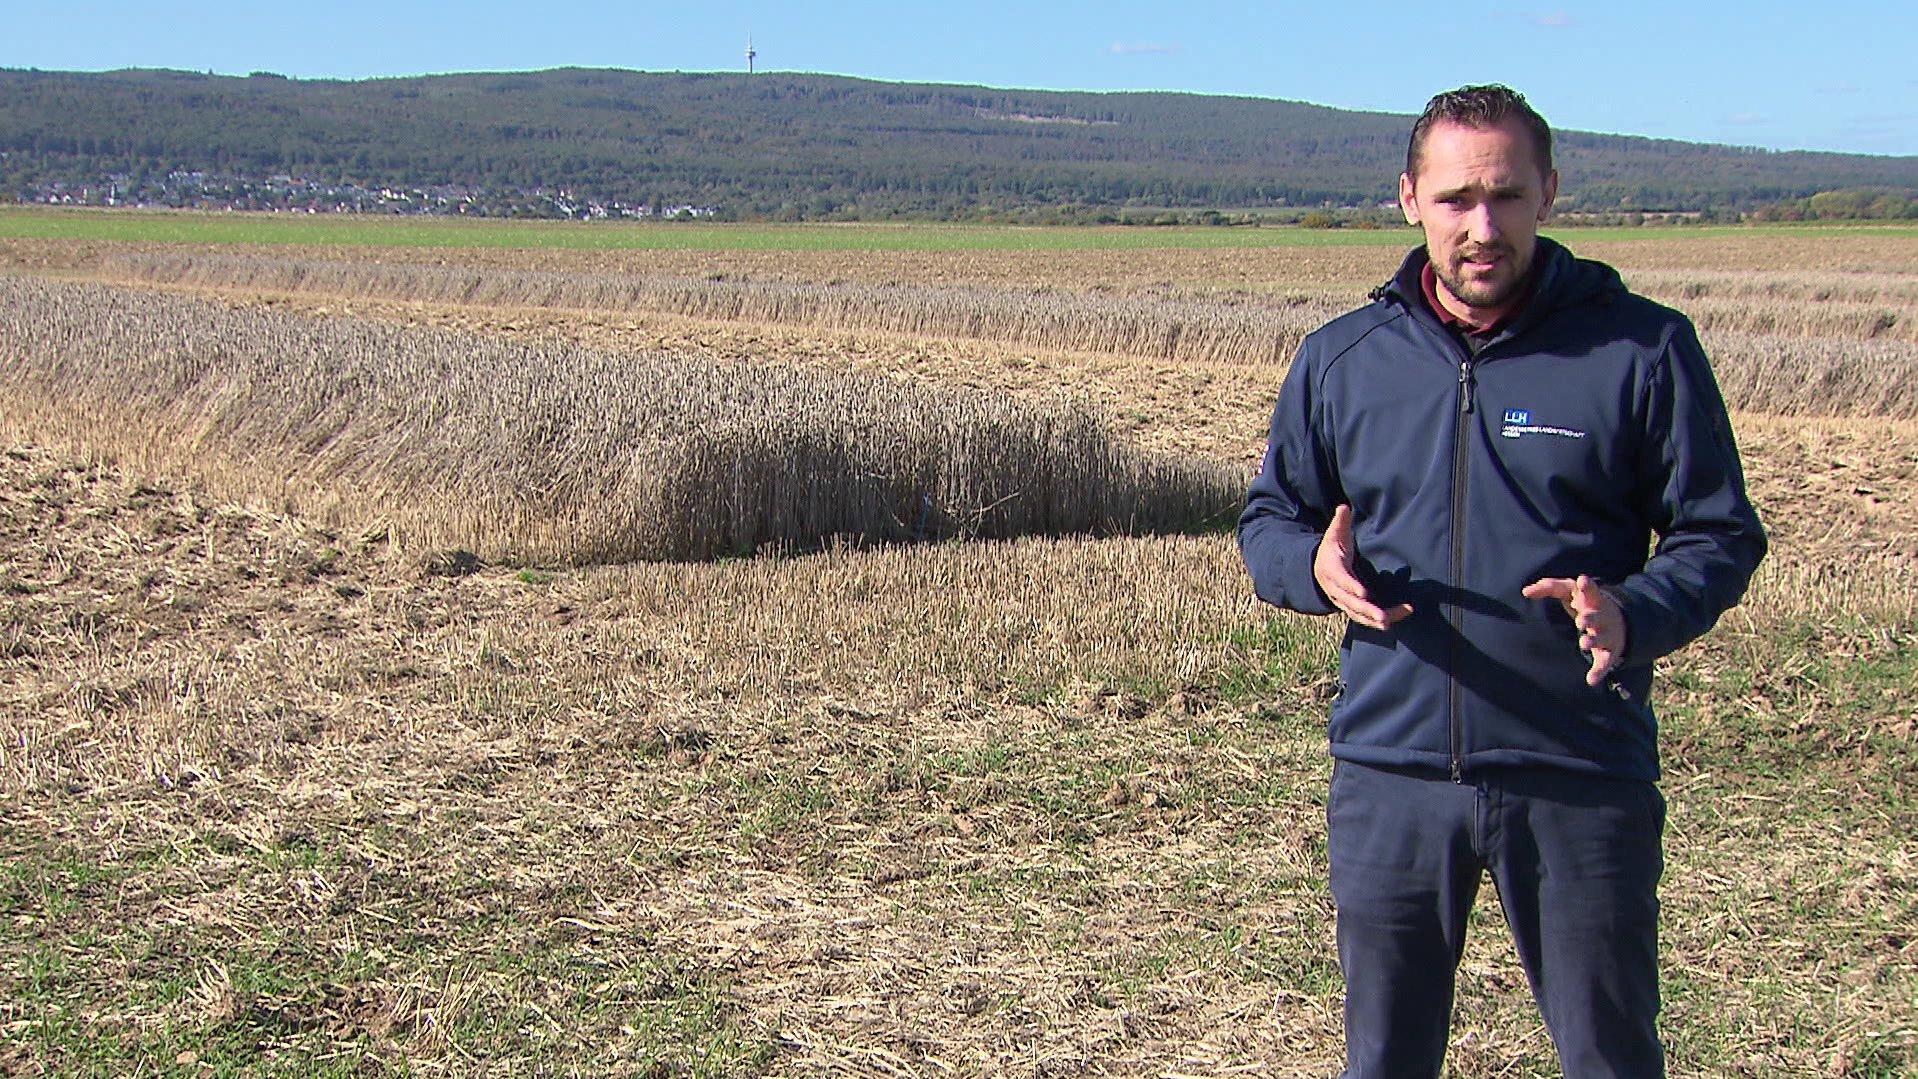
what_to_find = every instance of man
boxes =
[1237,86,1765,1078]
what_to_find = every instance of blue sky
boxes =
[7,1,1915,156]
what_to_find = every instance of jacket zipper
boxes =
[1449,355,1477,782]
[1385,275,1507,783]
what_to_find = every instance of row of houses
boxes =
[14,169,719,220]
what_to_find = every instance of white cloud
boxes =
[1815,83,1861,95]
[1724,112,1768,126]
[1527,11,1575,28]
[1109,42,1180,56]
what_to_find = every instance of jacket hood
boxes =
[1377,236,1625,326]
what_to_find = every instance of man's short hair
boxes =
[1406,85,1554,181]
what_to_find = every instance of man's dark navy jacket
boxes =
[1238,238,1766,781]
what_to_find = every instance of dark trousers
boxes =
[1326,759,1666,1078]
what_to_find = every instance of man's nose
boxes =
[1466,203,1502,243]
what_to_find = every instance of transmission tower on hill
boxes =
[746,34,757,75]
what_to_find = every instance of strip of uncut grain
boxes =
[99,252,1918,418]
[105,252,1344,368]
[0,275,1243,563]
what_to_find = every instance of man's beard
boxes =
[1436,244,1529,309]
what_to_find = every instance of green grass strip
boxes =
[11,206,1905,253]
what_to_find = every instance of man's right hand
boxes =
[1314,504,1414,631]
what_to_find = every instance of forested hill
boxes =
[4,67,1916,219]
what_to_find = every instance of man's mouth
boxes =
[1458,248,1508,273]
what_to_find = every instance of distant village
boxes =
[15,166,721,220]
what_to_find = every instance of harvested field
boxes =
[3,221,1916,1076]
[2,440,1912,1077]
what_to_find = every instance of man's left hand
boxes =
[1521,575,1628,686]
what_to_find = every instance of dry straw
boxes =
[102,252,1918,419]
[0,275,1243,564]
[1702,331,1918,419]
[1626,268,1918,307]
[104,251,1346,368]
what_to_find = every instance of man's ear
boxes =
[1398,172,1420,226]
[1537,169,1559,223]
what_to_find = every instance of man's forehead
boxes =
[1424,170,1537,197]
[1411,119,1546,185]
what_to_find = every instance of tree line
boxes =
[3,67,1914,220]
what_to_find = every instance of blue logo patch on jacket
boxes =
[1501,407,1586,441]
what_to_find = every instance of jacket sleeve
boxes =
[1609,318,1767,664]
[1237,342,1340,615]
